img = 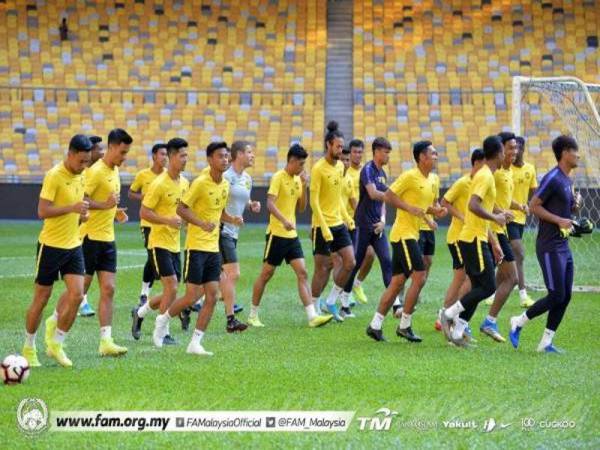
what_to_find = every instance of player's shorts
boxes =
[418,230,436,256]
[183,250,222,285]
[507,222,525,241]
[312,224,353,256]
[458,238,495,277]
[447,242,464,270]
[82,236,117,275]
[391,239,425,277]
[141,226,151,249]
[496,232,515,263]
[349,227,358,247]
[35,242,85,286]
[263,234,304,266]
[219,234,238,265]
[151,247,181,281]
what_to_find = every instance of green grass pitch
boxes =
[0,221,598,448]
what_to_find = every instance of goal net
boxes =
[512,76,600,292]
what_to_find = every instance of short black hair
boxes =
[552,135,578,161]
[165,138,187,156]
[151,143,167,154]
[207,141,228,157]
[287,143,308,161]
[230,140,251,161]
[483,135,503,160]
[107,128,133,146]
[341,147,351,155]
[470,148,485,166]
[325,120,344,147]
[89,135,102,146]
[413,140,432,162]
[348,139,364,150]
[497,131,516,145]
[372,137,391,152]
[515,136,525,149]
[69,134,93,152]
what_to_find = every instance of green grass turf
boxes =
[0,221,598,449]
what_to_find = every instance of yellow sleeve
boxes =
[309,165,327,230]
[39,172,57,202]
[142,180,161,210]
[390,172,409,197]
[267,173,281,198]
[530,166,538,189]
[443,178,462,204]
[472,172,492,201]
[84,167,99,197]
[130,171,143,192]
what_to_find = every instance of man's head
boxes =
[498,131,518,164]
[340,147,351,170]
[483,135,504,165]
[348,138,364,166]
[286,143,308,175]
[89,135,104,164]
[514,136,525,164]
[151,143,168,169]
[165,138,188,173]
[206,141,230,173]
[470,148,485,172]
[106,128,132,167]
[552,135,579,168]
[230,140,255,169]
[413,140,437,172]
[67,134,93,174]
[372,137,391,166]
[324,121,344,160]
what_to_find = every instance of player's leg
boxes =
[23,283,53,367]
[249,263,276,326]
[341,228,371,316]
[221,261,247,332]
[79,236,97,317]
[509,223,533,306]
[96,270,127,356]
[290,256,333,328]
[397,240,427,342]
[353,245,375,303]
[138,226,155,306]
[324,225,355,321]
[310,227,333,312]
[186,280,219,356]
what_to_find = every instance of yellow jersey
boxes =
[346,165,361,217]
[420,172,440,231]
[342,171,356,229]
[131,167,165,227]
[142,171,189,253]
[266,169,302,238]
[309,158,344,229]
[459,165,496,243]
[511,162,538,224]
[182,171,229,252]
[491,166,514,234]
[38,162,85,249]
[389,168,435,242]
[79,159,120,242]
[443,174,472,244]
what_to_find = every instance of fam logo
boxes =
[17,398,48,436]
[357,407,398,431]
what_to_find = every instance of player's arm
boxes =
[530,195,572,229]
[38,198,88,219]
[267,194,295,231]
[441,197,463,222]
[383,187,423,218]
[297,172,308,212]
[349,195,358,212]
[340,195,355,229]
[221,210,244,226]
[365,183,385,201]
[176,202,216,232]
[469,194,506,226]
[309,170,332,240]
[128,188,143,202]
[140,205,180,229]
[487,228,504,263]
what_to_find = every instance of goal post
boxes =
[512,76,600,292]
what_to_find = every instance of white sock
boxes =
[54,328,66,344]
[519,289,528,300]
[515,312,529,328]
[486,315,497,324]
[370,312,385,330]
[81,295,89,307]
[157,311,171,323]
[305,304,317,321]
[393,296,402,306]
[25,332,36,347]
[250,305,259,317]
[452,318,468,341]
[141,282,151,297]
[340,291,350,308]
[326,284,343,306]
[444,301,465,320]
[100,326,111,339]
[52,309,59,321]
[538,328,555,350]
[353,279,362,288]
[195,297,204,306]
[137,301,151,318]
[192,329,204,344]
[313,296,320,306]
[400,312,412,329]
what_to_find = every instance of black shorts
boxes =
[184,250,222,285]
[458,239,495,277]
[82,236,117,275]
[496,233,515,263]
[418,230,436,256]
[151,247,181,281]
[141,226,151,249]
[349,227,358,247]
[312,224,353,256]
[391,239,425,277]
[263,234,304,266]
[219,234,238,265]
[507,222,525,241]
[35,243,85,286]
[447,242,464,270]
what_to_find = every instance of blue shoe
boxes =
[190,302,202,313]
[480,319,506,343]
[79,303,95,317]
[233,304,244,314]
[326,304,344,322]
[540,344,565,354]
[509,316,522,349]
[463,325,478,344]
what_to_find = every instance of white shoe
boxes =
[186,341,213,356]
[152,315,168,348]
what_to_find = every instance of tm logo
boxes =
[357,408,398,431]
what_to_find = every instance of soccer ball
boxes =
[1,354,30,385]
